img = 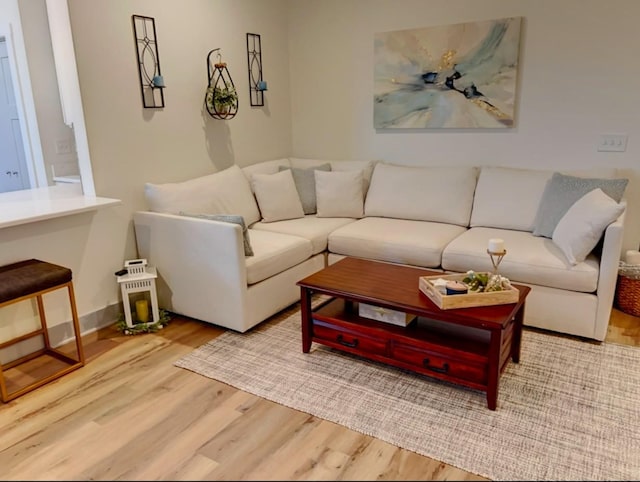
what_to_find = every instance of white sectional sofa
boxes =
[133,158,627,341]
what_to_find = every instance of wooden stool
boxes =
[0,259,85,402]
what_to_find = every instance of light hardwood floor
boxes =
[0,303,638,481]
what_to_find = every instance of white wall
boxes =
[0,0,291,334]
[287,0,640,252]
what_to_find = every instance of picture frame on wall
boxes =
[374,17,523,129]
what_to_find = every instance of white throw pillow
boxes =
[251,170,305,222]
[552,188,625,265]
[315,170,364,218]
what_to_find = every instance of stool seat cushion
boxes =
[0,259,72,304]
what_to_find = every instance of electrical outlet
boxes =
[55,139,74,155]
[598,134,628,152]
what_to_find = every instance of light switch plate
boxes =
[598,134,628,152]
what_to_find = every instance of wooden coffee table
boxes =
[297,257,530,410]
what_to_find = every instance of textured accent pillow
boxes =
[315,170,364,218]
[251,170,305,222]
[179,212,254,256]
[533,172,628,238]
[278,163,331,214]
[552,189,624,265]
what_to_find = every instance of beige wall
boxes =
[0,0,638,338]
[0,0,292,333]
[287,0,640,252]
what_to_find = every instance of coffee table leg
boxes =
[301,288,312,353]
[511,303,525,363]
[486,329,501,410]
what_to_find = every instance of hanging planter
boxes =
[205,49,238,119]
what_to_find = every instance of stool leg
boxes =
[36,295,52,350]
[0,365,8,402]
[67,282,85,365]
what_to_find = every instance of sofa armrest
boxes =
[132,211,247,323]
[594,202,626,340]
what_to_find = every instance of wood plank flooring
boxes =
[0,303,637,481]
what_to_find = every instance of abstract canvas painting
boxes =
[374,17,522,129]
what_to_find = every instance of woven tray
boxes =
[419,273,519,310]
[615,274,640,316]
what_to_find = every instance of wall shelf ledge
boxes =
[0,185,121,229]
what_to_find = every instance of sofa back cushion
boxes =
[242,158,291,184]
[470,166,552,232]
[471,166,626,233]
[364,163,478,226]
[145,164,261,226]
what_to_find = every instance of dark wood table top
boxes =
[297,257,531,330]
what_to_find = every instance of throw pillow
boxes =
[278,163,332,214]
[179,212,254,257]
[315,170,364,218]
[552,188,624,265]
[532,172,628,238]
[251,170,305,222]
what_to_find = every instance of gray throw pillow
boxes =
[278,163,331,214]
[532,172,628,238]
[179,212,253,256]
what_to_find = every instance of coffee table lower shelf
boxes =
[302,297,518,410]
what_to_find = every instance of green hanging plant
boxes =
[115,309,172,335]
[206,85,238,114]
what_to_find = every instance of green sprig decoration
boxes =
[115,309,172,335]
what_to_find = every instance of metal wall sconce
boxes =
[132,14,165,108]
[205,48,238,120]
[246,33,266,107]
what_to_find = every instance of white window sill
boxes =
[0,184,121,229]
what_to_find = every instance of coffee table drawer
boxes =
[313,321,389,357]
[392,342,487,385]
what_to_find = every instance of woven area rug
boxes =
[175,304,640,481]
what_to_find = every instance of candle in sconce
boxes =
[135,299,150,323]
[488,238,505,254]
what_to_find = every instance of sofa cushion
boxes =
[289,158,376,194]
[251,170,305,222]
[533,172,628,238]
[470,167,552,231]
[145,164,261,226]
[552,188,625,266]
[242,158,291,182]
[278,163,331,214]
[328,217,467,268]
[442,227,599,292]
[252,215,357,254]
[315,170,365,218]
[179,212,253,256]
[245,230,312,285]
[364,163,478,227]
